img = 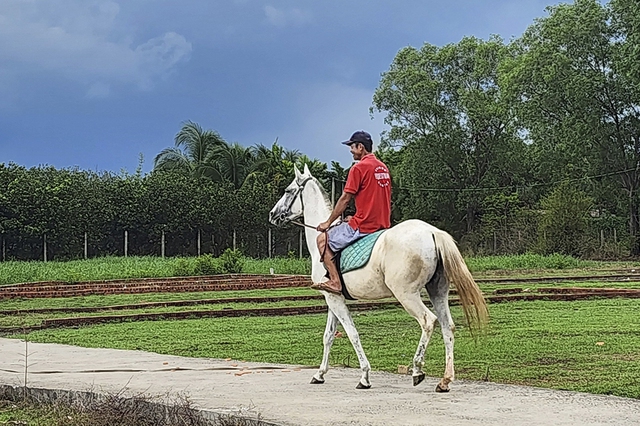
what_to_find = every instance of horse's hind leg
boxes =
[324,294,372,389]
[426,264,455,392]
[311,309,337,384]
[394,291,438,387]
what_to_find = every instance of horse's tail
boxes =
[432,230,489,331]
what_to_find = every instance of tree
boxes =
[154,121,228,180]
[213,141,255,190]
[372,36,525,235]
[248,142,301,190]
[502,0,640,253]
[537,181,593,257]
[611,0,640,86]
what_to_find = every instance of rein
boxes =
[291,220,317,230]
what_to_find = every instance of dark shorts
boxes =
[327,222,366,252]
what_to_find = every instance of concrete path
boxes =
[1,338,639,425]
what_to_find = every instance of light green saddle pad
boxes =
[340,230,386,273]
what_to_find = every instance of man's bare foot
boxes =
[310,280,342,295]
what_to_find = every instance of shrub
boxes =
[194,254,223,275]
[536,181,594,257]
[219,249,245,273]
[172,258,194,277]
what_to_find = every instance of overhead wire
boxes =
[332,167,638,193]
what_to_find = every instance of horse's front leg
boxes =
[311,309,338,384]
[324,294,371,389]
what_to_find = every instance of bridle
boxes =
[281,175,332,261]
[284,176,316,230]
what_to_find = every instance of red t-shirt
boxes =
[343,154,391,233]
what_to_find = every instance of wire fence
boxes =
[0,177,632,262]
[0,226,313,262]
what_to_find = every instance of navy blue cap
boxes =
[342,131,373,151]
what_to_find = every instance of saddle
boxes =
[340,229,386,273]
[333,230,386,300]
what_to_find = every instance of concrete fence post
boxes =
[299,230,303,259]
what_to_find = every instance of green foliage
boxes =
[537,182,594,256]
[172,258,195,277]
[502,0,640,253]
[0,401,87,426]
[611,0,640,88]
[372,36,526,235]
[166,253,239,277]
[219,249,245,274]
[466,253,594,272]
[0,162,287,260]
[0,256,312,286]
[153,120,228,181]
[243,257,311,275]
[194,254,224,275]
[0,254,624,286]
[463,193,538,255]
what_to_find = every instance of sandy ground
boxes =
[1,338,639,425]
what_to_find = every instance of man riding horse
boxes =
[269,148,487,391]
[312,131,392,295]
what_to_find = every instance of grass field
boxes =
[1,253,637,286]
[15,298,640,398]
[0,256,312,286]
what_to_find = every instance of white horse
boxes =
[269,164,488,391]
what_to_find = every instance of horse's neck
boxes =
[302,182,331,228]
[302,181,332,282]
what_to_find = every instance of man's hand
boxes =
[316,221,331,232]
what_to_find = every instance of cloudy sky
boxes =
[0,0,557,173]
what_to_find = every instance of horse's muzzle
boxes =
[269,211,286,226]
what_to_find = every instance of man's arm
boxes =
[316,191,354,232]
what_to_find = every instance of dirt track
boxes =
[1,338,639,425]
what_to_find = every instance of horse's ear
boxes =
[294,165,301,179]
[303,164,311,175]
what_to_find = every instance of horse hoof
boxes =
[310,377,325,384]
[413,373,425,387]
[356,382,371,390]
[435,383,450,393]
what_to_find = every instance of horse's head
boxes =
[269,164,314,226]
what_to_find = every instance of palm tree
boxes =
[214,142,255,190]
[153,121,227,180]
[248,141,301,186]
[296,155,328,178]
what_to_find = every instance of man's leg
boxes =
[313,231,341,294]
